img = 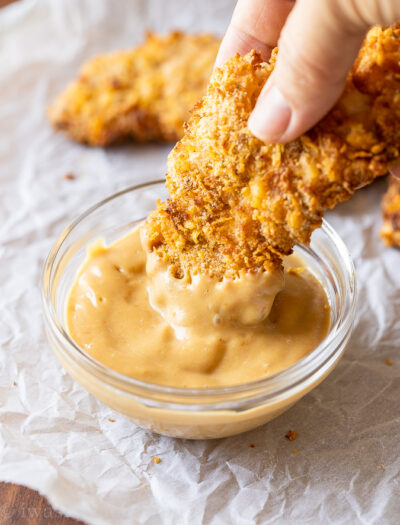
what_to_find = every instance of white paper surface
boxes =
[1,1,400,523]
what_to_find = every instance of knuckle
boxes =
[342,0,400,29]
[277,36,342,90]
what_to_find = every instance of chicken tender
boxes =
[381,175,400,247]
[144,25,400,280]
[48,32,220,145]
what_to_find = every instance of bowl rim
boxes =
[42,179,357,403]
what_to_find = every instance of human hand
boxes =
[216,0,400,144]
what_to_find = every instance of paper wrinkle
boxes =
[1,0,400,523]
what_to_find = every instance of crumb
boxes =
[248,443,255,448]
[108,418,116,422]
[97,430,102,433]
[153,456,161,464]
[285,430,298,441]
[293,449,299,455]
[12,381,17,386]
[64,172,76,180]
[141,483,147,488]
[385,359,393,366]
[376,465,385,471]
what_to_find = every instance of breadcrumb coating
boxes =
[144,25,400,279]
[381,175,400,247]
[48,32,220,145]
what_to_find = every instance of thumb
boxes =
[248,0,400,143]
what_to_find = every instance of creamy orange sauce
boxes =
[66,226,330,388]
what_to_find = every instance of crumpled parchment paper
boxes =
[1,0,400,523]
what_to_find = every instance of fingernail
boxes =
[248,85,292,143]
[391,165,400,180]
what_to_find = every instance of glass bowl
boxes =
[42,180,356,439]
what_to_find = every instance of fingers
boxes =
[249,0,400,143]
[249,0,370,143]
[215,0,295,67]
[219,0,400,143]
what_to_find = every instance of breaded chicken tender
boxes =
[381,175,400,247]
[48,32,220,145]
[144,24,400,280]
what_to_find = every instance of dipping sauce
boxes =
[66,226,330,388]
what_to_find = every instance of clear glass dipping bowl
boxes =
[42,180,356,439]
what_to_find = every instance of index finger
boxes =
[215,0,295,67]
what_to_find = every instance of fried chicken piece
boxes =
[48,32,220,145]
[144,25,400,279]
[381,175,400,246]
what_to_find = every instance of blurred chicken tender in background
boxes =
[48,31,220,145]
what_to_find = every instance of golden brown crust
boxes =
[144,25,400,279]
[381,175,400,246]
[48,32,220,146]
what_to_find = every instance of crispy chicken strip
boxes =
[381,175,400,247]
[144,25,400,280]
[48,32,220,145]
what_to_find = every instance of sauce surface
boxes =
[66,226,330,388]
